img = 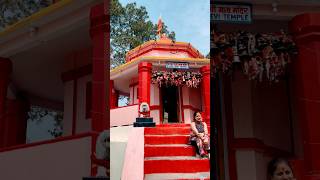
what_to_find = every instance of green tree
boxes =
[110,0,175,68]
[0,0,52,30]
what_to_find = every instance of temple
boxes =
[110,35,210,126]
[110,23,211,179]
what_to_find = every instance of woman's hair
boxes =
[193,111,201,121]
[267,157,293,179]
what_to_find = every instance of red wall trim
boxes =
[118,91,130,97]
[223,76,238,180]
[86,82,92,119]
[0,132,95,153]
[129,82,138,87]
[110,103,138,110]
[72,79,77,135]
[61,64,92,82]
[150,105,160,110]
[126,42,203,62]
[26,94,64,111]
[182,105,201,112]
[232,138,292,158]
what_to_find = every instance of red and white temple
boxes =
[0,0,320,180]
[111,32,211,179]
[110,35,210,126]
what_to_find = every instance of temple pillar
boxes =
[0,58,12,148]
[3,99,29,147]
[201,65,210,125]
[138,62,152,116]
[290,13,320,179]
[90,3,108,131]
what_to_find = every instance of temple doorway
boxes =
[161,86,180,123]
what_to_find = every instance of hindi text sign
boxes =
[212,3,252,24]
[166,62,189,69]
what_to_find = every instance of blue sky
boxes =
[118,0,210,56]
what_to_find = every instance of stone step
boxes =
[145,156,207,160]
[82,177,108,180]
[144,172,210,180]
[145,127,190,135]
[156,123,190,127]
[145,144,196,157]
[136,117,154,123]
[144,156,210,174]
[145,135,190,144]
[145,127,211,135]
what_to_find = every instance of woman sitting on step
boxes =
[189,111,210,158]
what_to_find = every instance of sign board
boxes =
[165,62,189,69]
[212,2,252,24]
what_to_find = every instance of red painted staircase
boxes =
[144,124,210,180]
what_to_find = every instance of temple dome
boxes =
[125,35,204,62]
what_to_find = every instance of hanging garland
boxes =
[151,71,202,88]
[212,31,298,82]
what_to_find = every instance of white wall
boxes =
[0,137,92,180]
[236,151,271,180]
[63,75,92,135]
[189,87,202,110]
[133,85,138,104]
[110,105,139,127]
[129,87,134,105]
[150,84,160,124]
[76,75,92,133]
[150,84,159,106]
[110,126,133,180]
[230,69,292,180]
[236,151,257,180]
[181,86,202,124]
[251,81,291,152]
[232,72,254,138]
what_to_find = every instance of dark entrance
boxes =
[161,86,179,123]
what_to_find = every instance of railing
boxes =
[0,131,109,177]
[0,0,55,31]
[0,132,93,180]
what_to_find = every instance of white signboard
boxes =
[212,3,252,24]
[166,62,189,69]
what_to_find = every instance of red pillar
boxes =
[110,80,118,108]
[291,13,320,179]
[3,99,29,147]
[0,58,12,148]
[138,62,152,116]
[90,3,109,131]
[201,65,210,125]
[110,80,114,108]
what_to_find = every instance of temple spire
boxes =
[157,15,163,39]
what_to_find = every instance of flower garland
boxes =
[151,71,202,88]
[212,31,297,82]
